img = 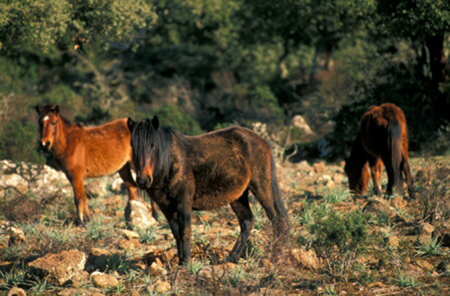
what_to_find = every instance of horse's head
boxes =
[36,104,60,151]
[344,157,370,195]
[127,116,160,189]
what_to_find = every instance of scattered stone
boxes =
[291,115,314,136]
[117,229,140,240]
[90,271,119,289]
[363,197,396,218]
[332,173,344,184]
[8,287,26,296]
[147,262,167,277]
[386,235,399,248]
[325,179,335,189]
[127,200,157,230]
[415,259,434,271]
[0,220,26,244]
[290,248,322,270]
[118,238,141,250]
[110,177,125,193]
[29,249,86,285]
[198,263,237,281]
[313,162,326,174]
[72,271,90,288]
[154,280,171,293]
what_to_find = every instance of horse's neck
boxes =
[52,118,75,157]
[349,137,368,169]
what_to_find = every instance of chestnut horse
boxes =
[344,103,415,199]
[127,116,290,264]
[36,104,158,225]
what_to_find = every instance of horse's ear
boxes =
[152,115,159,131]
[35,105,41,114]
[127,117,135,132]
[53,105,60,114]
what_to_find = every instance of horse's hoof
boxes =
[225,255,239,263]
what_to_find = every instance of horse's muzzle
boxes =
[137,175,152,188]
[41,141,51,151]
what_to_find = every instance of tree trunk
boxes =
[426,33,447,85]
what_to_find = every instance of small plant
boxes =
[186,259,205,276]
[394,271,419,288]
[321,284,337,295]
[139,226,157,244]
[323,187,352,204]
[0,265,28,290]
[416,236,444,257]
[228,265,245,287]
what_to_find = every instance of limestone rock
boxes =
[147,262,167,277]
[29,249,86,285]
[8,287,26,296]
[90,271,119,289]
[290,248,322,270]
[0,220,26,244]
[126,200,157,230]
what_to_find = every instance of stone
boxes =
[290,248,322,270]
[313,162,327,174]
[332,174,344,184]
[362,197,397,218]
[154,280,171,293]
[127,200,158,230]
[118,238,141,250]
[147,262,167,277]
[386,235,399,248]
[0,220,26,244]
[198,263,237,281]
[291,115,314,136]
[415,259,434,271]
[8,287,26,296]
[28,249,86,286]
[117,229,140,240]
[72,271,90,288]
[90,271,119,289]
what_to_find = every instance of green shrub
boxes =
[0,119,45,164]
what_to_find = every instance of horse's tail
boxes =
[271,156,290,237]
[387,117,403,191]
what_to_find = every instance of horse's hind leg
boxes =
[401,153,416,199]
[228,189,254,263]
[368,156,383,196]
[119,163,159,221]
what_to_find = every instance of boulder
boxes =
[29,249,86,285]
[291,115,314,136]
[126,200,157,230]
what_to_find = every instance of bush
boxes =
[0,119,45,164]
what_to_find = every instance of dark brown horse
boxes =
[127,116,290,264]
[36,104,158,225]
[344,103,415,198]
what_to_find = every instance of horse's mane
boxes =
[37,104,79,128]
[131,119,174,185]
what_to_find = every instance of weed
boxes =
[323,187,352,204]
[415,236,444,257]
[186,259,205,276]
[138,226,157,244]
[228,265,245,287]
[394,271,419,288]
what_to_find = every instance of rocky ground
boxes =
[1,155,450,295]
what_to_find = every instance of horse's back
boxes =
[76,118,133,177]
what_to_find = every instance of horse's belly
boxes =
[192,182,249,211]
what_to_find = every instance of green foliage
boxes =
[0,119,45,164]
[151,104,204,135]
[415,236,444,257]
[0,0,156,53]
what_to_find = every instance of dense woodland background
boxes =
[1,0,450,164]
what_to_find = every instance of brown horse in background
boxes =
[127,116,290,264]
[36,104,158,225]
[344,103,415,199]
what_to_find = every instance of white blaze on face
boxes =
[43,116,49,121]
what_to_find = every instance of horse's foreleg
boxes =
[71,175,90,225]
[228,190,253,263]
[368,157,383,196]
[175,199,192,265]
[401,154,416,199]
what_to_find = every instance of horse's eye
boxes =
[51,121,58,126]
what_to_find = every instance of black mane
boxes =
[131,119,174,185]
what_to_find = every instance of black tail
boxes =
[271,156,290,237]
[387,118,403,191]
